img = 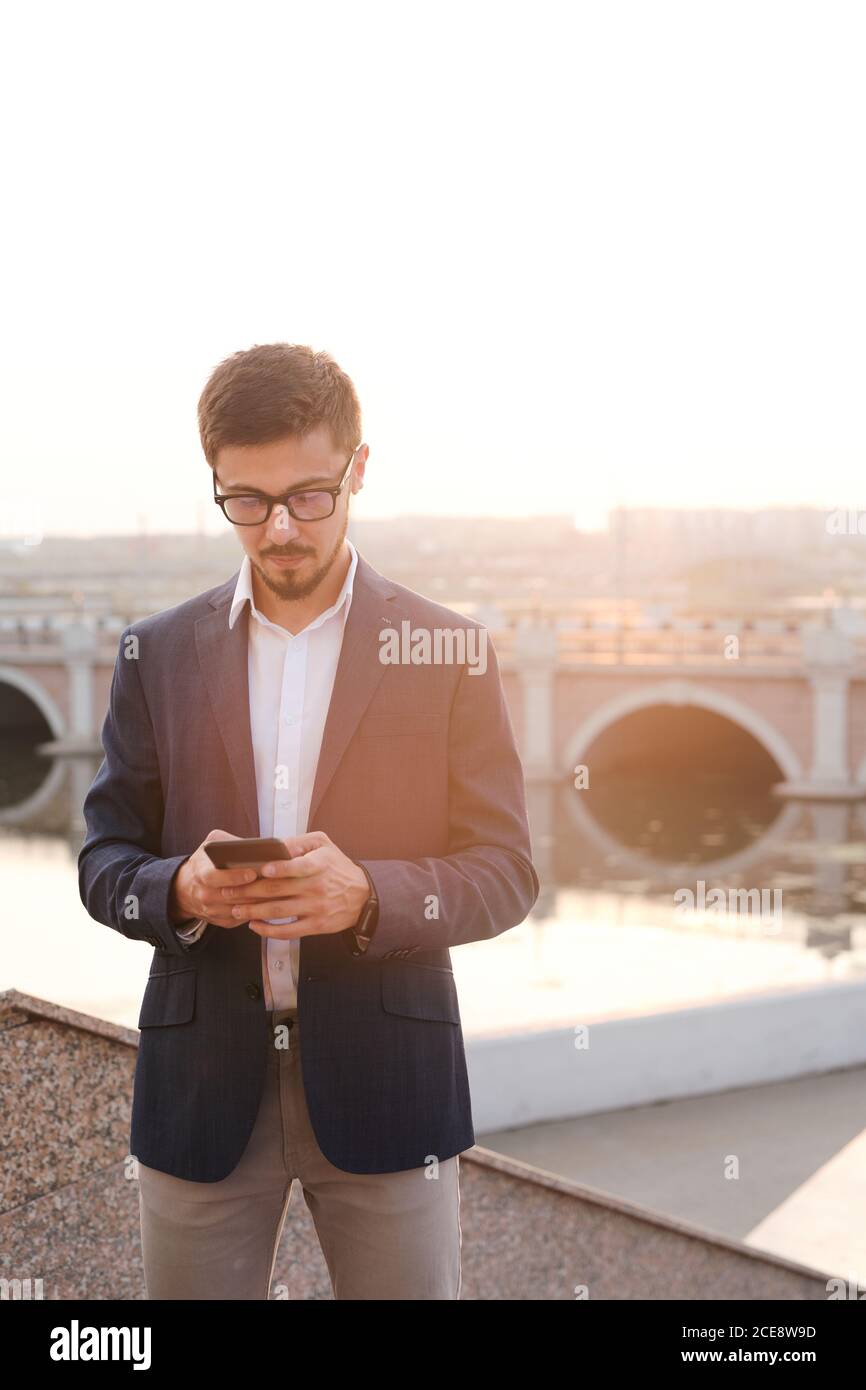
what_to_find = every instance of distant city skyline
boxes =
[2,496,866,549]
[2,476,866,543]
[3,507,864,619]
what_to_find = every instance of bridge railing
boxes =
[490,621,866,668]
[554,624,803,666]
[5,613,866,673]
[0,617,128,649]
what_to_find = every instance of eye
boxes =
[290,490,332,519]
[222,494,269,523]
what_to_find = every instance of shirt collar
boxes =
[228,539,358,634]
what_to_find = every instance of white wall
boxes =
[467,980,866,1133]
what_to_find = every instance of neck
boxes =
[250,541,352,634]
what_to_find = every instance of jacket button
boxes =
[245,982,262,1000]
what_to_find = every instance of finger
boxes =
[203,828,240,842]
[206,867,260,888]
[232,898,317,920]
[248,916,320,938]
[276,831,330,858]
[260,847,326,878]
[194,907,246,928]
[222,876,307,900]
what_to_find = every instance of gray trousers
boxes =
[137,1008,463,1300]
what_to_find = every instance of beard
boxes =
[252,509,349,602]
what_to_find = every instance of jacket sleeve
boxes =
[354,630,539,959]
[77,625,209,957]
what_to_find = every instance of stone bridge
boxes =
[3,608,866,828]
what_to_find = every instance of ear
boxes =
[351,445,369,492]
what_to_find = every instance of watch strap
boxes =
[351,862,379,953]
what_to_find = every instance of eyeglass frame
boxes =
[212,446,361,525]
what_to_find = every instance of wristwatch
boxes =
[350,863,379,955]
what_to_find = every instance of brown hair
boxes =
[197,342,362,469]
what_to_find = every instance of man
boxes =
[78,342,540,1301]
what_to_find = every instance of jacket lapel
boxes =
[306,552,403,829]
[195,579,260,838]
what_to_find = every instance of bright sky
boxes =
[1,0,864,537]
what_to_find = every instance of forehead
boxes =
[215,427,342,488]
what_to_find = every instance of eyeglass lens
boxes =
[222,491,334,523]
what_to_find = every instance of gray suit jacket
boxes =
[78,550,540,1179]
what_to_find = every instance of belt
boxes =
[268,1007,298,1029]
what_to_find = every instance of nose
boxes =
[265,503,303,547]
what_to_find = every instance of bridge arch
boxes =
[0,663,66,741]
[561,678,803,784]
[0,664,68,823]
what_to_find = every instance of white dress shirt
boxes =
[175,541,358,1010]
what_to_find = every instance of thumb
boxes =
[280,831,329,858]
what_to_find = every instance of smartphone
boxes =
[203,837,292,871]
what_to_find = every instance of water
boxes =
[2,740,865,1035]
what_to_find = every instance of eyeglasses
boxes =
[213,447,359,525]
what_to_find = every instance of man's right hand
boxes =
[168,830,261,929]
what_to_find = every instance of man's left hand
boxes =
[219,830,370,939]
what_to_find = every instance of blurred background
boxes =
[2,0,865,1284]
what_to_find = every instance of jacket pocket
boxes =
[358,712,446,739]
[398,962,454,973]
[380,961,460,1024]
[138,968,197,1028]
